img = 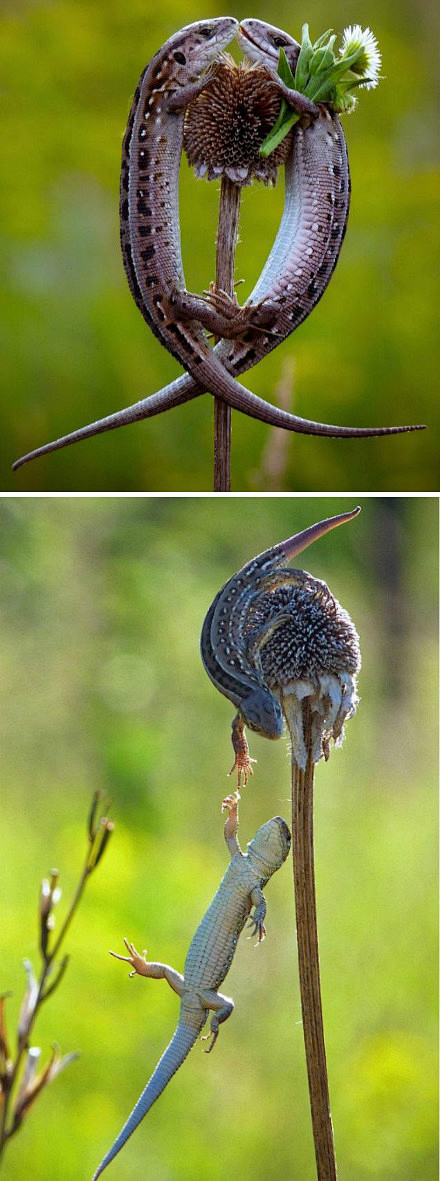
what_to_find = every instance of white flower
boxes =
[340,24,381,89]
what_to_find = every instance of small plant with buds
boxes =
[261,23,382,156]
[0,793,114,1162]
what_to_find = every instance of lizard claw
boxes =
[246,905,267,941]
[109,939,149,977]
[246,918,266,943]
[202,284,279,334]
[202,282,240,318]
[221,791,241,813]
[200,1029,218,1054]
[228,755,257,787]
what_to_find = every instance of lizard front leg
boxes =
[229,714,257,787]
[198,988,234,1053]
[222,790,241,856]
[247,887,267,942]
[272,81,320,119]
[110,938,185,997]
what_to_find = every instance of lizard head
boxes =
[170,18,239,83]
[238,18,300,74]
[241,688,284,740]
[246,816,291,875]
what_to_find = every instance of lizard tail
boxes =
[12,379,196,471]
[12,366,426,470]
[92,1019,202,1179]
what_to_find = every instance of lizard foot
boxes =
[202,282,240,318]
[247,911,266,943]
[229,715,257,786]
[221,790,241,812]
[221,791,240,834]
[202,283,279,335]
[228,755,256,787]
[201,1013,224,1053]
[200,1028,218,1054]
[109,938,149,978]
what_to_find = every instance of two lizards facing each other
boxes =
[92,793,291,1178]
[13,19,425,473]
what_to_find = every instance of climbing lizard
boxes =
[201,507,361,783]
[92,793,291,1178]
[12,25,424,471]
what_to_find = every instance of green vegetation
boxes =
[260,24,381,157]
[1,0,438,490]
[0,496,437,1179]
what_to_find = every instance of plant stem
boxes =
[213,176,241,492]
[0,842,98,1159]
[286,697,337,1181]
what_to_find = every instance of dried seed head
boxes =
[184,55,294,185]
[245,577,361,768]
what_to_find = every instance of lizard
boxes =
[200,506,361,784]
[91,792,291,1178]
[12,23,425,471]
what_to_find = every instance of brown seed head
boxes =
[245,576,361,768]
[249,581,360,686]
[184,55,294,186]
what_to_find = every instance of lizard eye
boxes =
[199,26,215,38]
[273,35,288,48]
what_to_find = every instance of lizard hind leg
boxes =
[174,287,278,339]
[199,989,234,1053]
[109,939,185,996]
[203,282,280,332]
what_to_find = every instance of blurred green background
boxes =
[0,494,437,1180]
[1,0,439,491]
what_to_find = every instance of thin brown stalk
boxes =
[0,871,87,1156]
[287,697,337,1181]
[213,176,241,492]
[0,799,113,1164]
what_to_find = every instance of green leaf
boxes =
[309,42,336,77]
[278,47,296,89]
[294,23,313,91]
[262,19,382,155]
[312,28,333,49]
[260,110,300,158]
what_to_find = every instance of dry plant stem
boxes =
[287,698,337,1181]
[213,176,241,492]
[0,854,94,1157]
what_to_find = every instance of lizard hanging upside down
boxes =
[201,507,360,784]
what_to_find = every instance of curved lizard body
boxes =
[92,795,290,1178]
[117,16,336,431]
[12,24,424,471]
[201,507,361,780]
